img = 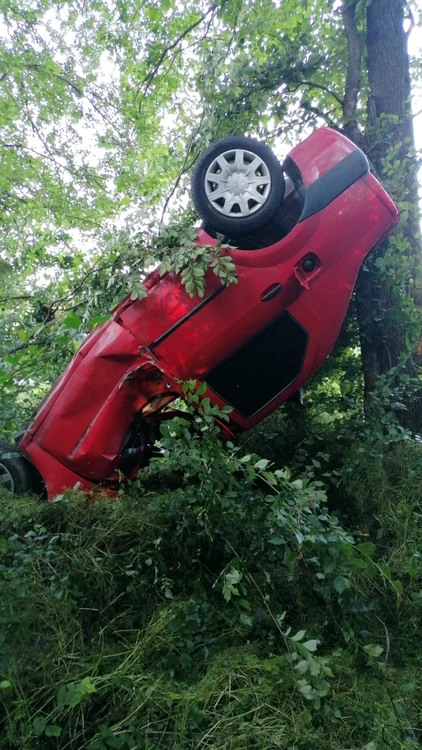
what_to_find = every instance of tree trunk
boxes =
[355,0,422,430]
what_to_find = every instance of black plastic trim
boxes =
[261,283,282,302]
[150,284,225,349]
[298,149,369,222]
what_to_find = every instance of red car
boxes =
[0,128,399,499]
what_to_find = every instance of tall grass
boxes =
[1,436,422,749]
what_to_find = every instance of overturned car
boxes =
[0,128,399,499]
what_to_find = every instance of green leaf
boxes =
[295,659,309,674]
[145,6,161,21]
[63,314,81,330]
[400,681,416,693]
[33,717,47,736]
[225,568,241,586]
[0,680,11,690]
[291,629,306,642]
[363,644,384,658]
[378,562,391,578]
[357,542,376,557]
[303,639,319,652]
[283,549,297,569]
[298,680,313,698]
[334,576,346,594]
[392,579,403,597]
[254,458,270,470]
[45,725,62,737]
[79,676,96,695]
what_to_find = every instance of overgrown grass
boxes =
[1,412,422,748]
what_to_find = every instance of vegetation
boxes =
[1,396,422,748]
[1,0,421,432]
[1,0,422,748]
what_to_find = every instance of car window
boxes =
[204,313,308,418]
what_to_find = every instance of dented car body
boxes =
[15,128,398,499]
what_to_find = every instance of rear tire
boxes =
[0,440,44,495]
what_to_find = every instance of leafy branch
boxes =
[139,6,217,99]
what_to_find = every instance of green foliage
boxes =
[0,0,422,745]
[0,0,420,435]
[1,389,422,748]
[158,227,237,298]
[0,216,236,436]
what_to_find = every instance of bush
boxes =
[1,390,421,749]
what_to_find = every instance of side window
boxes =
[205,313,308,418]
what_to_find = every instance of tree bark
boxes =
[341,0,361,144]
[354,0,422,429]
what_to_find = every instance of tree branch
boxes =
[0,294,34,304]
[404,1,415,39]
[140,6,217,99]
[294,79,343,107]
[160,111,205,223]
[300,101,340,129]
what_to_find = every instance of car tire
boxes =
[192,136,285,238]
[0,440,43,495]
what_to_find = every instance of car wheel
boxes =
[0,440,43,495]
[191,136,285,238]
